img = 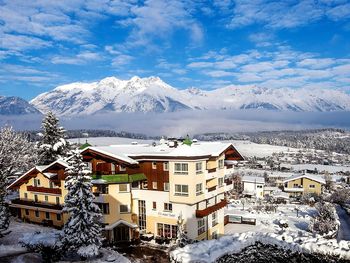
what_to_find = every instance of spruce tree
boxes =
[37,111,69,165]
[0,126,37,237]
[61,150,103,258]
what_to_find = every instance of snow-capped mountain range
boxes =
[28,76,350,116]
[0,96,41,115]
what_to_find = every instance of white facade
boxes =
[242,176,265,198]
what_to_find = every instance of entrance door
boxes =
[114,225,130,242]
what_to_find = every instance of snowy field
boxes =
[0,219,130,263]
[69,137,296,158]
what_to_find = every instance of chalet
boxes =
[283,174,325,197]
[7,159,70,227]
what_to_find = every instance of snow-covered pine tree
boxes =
[0,126,37,237]
[61,150,103,258]
[37,111,69,165]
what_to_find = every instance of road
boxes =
[336,206,350,241]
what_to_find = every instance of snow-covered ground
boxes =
[0,219,130,263]
[224,203,316,236]
[230,140,299,158]
[69,137,295,159]
[68,137,153,146]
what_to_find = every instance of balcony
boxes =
[196,199,227,218]
[205,168,217,180]
[283,187,304,193]
[10,198,62,211]
[205,186,217,199]
[27,186,61,195]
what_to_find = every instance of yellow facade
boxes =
[286,177,322,195]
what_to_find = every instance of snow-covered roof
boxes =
[283,174,326,184]
[264,186,279,191]
[105,219,137,230]
[84,142,241,163]
[241,175,265,184]
[7,158,70,189]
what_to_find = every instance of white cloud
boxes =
[228,0,350,29]
[51,51,103,65]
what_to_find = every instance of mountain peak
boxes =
[29,76,350,116]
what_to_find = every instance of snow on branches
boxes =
[308,201,340,238]
[0,126,37,237]
[61,150,103,258]
[37,111,69,165]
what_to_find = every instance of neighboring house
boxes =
[8,141,244,243]
[7,159,70,228]
[283,174,325,197]
[241,176,265,198]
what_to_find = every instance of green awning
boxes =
[91,173,146,184]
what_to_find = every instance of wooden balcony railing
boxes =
[27,185,61,195]
[196,199,227,218]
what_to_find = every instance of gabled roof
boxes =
[7,159,69,190]
[283,174,326,184]
[241,175,265,184]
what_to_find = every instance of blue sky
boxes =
[1,0,350,100]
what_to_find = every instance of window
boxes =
[35,210,39,217]
[196,162,203,174]
[24,193,28,199]
[45,212,50,219]
[309,184,315,188]
[141,181,148,189]
[131,181,139,189]
[218,159,224,169]
[119,184,128,192]
[49,181,55,188]
[218,178,224,187]
[97,203,110,214]
[25,209,29,216]
[257,185,263,189]
[34,194,38,202]
[56,214,61,221]
[164,182,169,192]
[157,223,178,238]
[119,165,126,172]
[34,178,40,187]
[56,197,60,205]
[293,183,299,188]
[163,162,169,171]
[152,162,157,169]
[212,211,218,227]
[211,231,218,239]
[153,202,157,210]
[152,182,158,190]
[198,218,206,235]
[174,163,188,175]
[164,203,172,212]
[99,185,109,194]
[45,195,48,202]
[138,200,146,231]
[196,183,203,196]
[120,205,129,213]
[175,184,189,196]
